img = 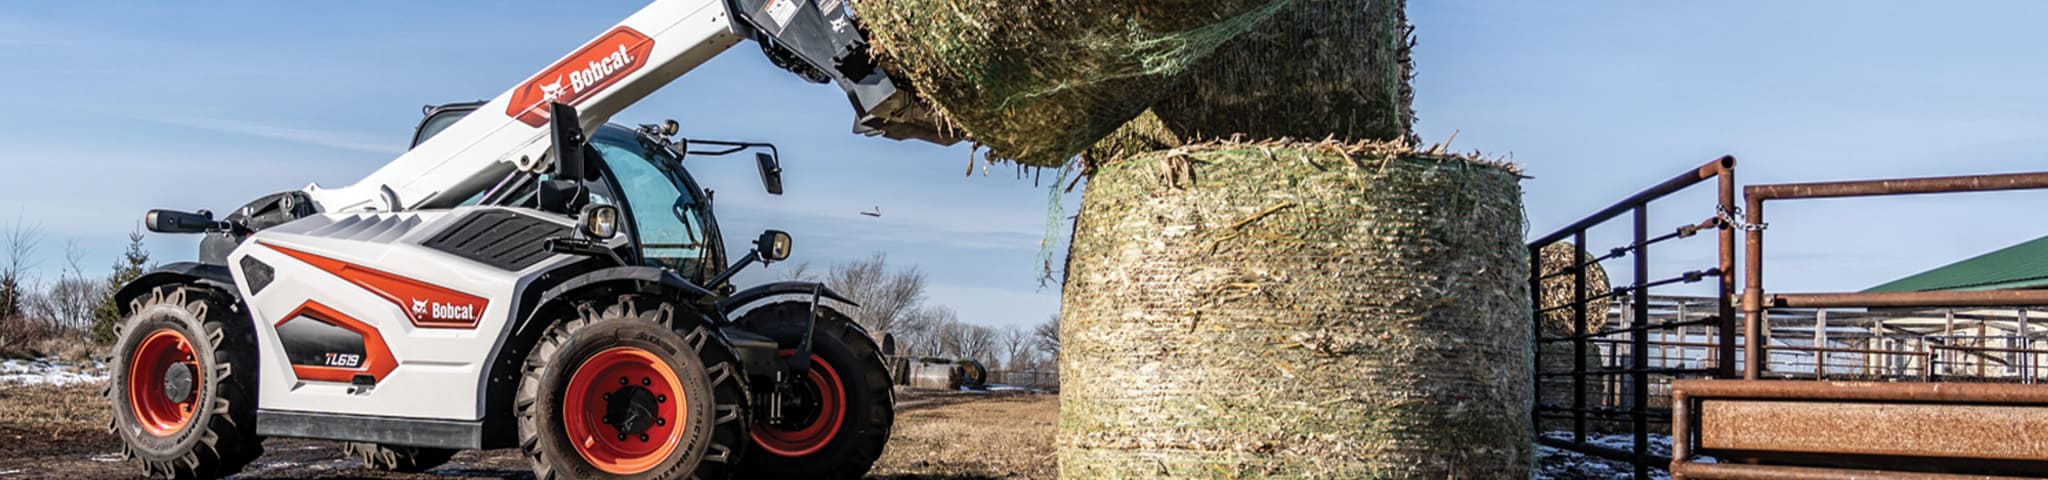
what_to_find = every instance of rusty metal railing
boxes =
[1739,171,2048,379]
[1667,169,2048,478]
[1671,380,2048,479]
[1527,156,1737,478]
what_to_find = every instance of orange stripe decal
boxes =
[261,242,488,329]
[277,301,399,383]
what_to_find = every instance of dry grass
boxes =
[0,381,115,459]
[871,393,1058,479]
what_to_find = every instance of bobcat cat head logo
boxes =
[410,298,429,316]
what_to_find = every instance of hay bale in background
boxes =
[1154,0,1415,143]
[851,0,1293,166]
[1535,343,1607,433]
[1059,140,1530,478]
[1536,242,1612,336]
[1533,243,1612,432]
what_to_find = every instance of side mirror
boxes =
[756,152,784,195]
[755,230,791,263]
[547,102,590,181]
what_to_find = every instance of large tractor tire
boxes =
[105,285,264,479]
[343,442,458,472]
[734,302,893,480]
[517,295,751,480]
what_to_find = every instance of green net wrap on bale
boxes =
[851,0,1293,166]
[1154,0,1415,143]
[1058,140,1531,479]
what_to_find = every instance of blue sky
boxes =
[3,2,2047,328]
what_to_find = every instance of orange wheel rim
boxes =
[751,350,847,458]
[562,347,686,475]
[127,329,200,437]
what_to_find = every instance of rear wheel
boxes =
[342,442,457,472]
[105,285,263,479]
[517,295,749,480]
[735,302,893,480]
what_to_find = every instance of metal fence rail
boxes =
[1527,156,1737,478]
[1668,169,2048,477]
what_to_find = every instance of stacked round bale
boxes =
[852,0,1535,477]
[1534,242,1612,432]
[1060,142,1530,478]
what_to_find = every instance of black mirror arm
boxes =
[704,249,759,291]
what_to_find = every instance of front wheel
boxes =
[516,295,749,480]
[735,302,893,480]
[105,286,263,479]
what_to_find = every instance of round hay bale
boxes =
[1535,342,1607,433]
[1536,242,1612,336]
[1154,0,1415,143]
[1059,140,1530,478]
[850,0,1295,166]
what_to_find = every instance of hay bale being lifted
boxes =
[1059,140,1530,478]
[1154,0,1415,143]
[851,0,1293,166]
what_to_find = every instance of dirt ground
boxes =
[0,385,1056,480]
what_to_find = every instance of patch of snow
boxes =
[0,357,109,386]
[0,468,24,476]
[88,453,123,463]
[1534,432,1714,480]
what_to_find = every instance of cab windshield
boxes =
[590,132,725,284]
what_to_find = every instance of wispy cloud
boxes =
[125,114,405,155]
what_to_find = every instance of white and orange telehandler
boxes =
[107,1,953,478]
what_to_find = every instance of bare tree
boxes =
[996,326,1034,370]
[952,322,997,364]
[27,239,100,331]
[32,276,101,331]
[896,305,956,357]
[824,253,927,335]
[0,219,43,347]
[0,218,42,322]
[1034,314,1061,357]
[776,261,815,282]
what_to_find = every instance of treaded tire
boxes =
[105,285,264,480]
[343,442,458,472]
[733,302,894,480]
[517,294,750,480]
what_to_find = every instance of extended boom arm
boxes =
[305,0,950,213]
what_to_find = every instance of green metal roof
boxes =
[1866,234,2048,292]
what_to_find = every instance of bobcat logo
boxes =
[538,76,566,103]
[410,298,429,316]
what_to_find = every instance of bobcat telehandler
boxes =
[104,1,956,478]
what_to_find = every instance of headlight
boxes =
[579,204,620,239]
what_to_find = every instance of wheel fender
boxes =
[716,281,858,316]
[522,266,718,336]
[113,262,238,316]
[480,266,725,450]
